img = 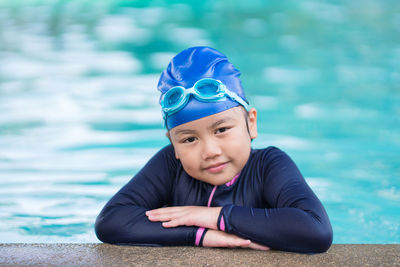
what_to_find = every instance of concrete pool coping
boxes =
[1,244,399,266]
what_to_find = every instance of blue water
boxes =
[0,0,399,244]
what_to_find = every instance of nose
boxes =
[201,137,222,160]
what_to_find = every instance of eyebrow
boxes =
[173,129,197,136]
[172,116,236,137]
[208,116,235,130]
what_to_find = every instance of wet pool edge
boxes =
[0,244,399,266]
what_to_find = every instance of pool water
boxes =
[0,0,399,244]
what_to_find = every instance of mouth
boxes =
[204,162,228,174]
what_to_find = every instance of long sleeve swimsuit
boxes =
[95,145,333,253]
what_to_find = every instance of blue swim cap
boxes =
[158,46,248,130]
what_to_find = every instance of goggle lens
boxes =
[165,88,183,108]
[195,79,220,97]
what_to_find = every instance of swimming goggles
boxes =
[161,78,250,119]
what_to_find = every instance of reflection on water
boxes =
[0,0,399,243]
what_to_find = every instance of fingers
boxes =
[146,212,182,228]
[146,207,194,228]
[203,230,251,248]
[248,242,270,251]
[223,234,251,248]
[146,207,181,215]
[146,207,183,221]
[146,207,179,218]
[146,210,178,222]
[231,238,251,248]
[161,220,182,228]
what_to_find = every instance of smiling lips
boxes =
[205,162,228,174]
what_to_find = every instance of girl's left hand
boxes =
[145,206,221,230]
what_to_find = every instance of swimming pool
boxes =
[0,0,399,244]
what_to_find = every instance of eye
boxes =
[216,127,230,134]
[183,136,197,143]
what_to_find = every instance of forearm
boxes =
[143,205,269,250]
[95,205,197,246]
[218,204,333,253]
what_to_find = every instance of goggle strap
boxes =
[161,78,250,118]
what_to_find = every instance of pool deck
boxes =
[1,244,399,266]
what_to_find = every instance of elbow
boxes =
[95,212,144,245]
[307,223,333,253]
[95,215,117,244]
[95,207,149,245]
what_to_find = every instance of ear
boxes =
[247,108,258,140]
[166,131,180,159]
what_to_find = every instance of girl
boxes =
[95,46,333,253]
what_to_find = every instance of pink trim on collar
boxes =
[225,173,240,187]
[207,186,217,207]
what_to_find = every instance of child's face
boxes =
[169,106,257,186]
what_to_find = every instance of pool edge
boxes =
[1,243,399,266]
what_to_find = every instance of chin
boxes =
[209,176,233,186]
[195,176,224,186]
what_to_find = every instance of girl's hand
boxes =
[203,230,270,251]
[146,206,221,230]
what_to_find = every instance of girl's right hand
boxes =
[202,229,270,251]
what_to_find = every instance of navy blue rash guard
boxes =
[95,145,333,253]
